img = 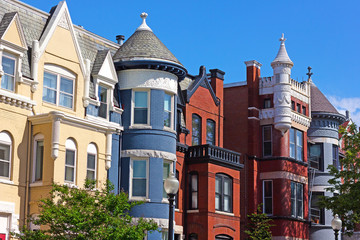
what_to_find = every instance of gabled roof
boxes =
[181,66,219,106]
[310,82,339,114]
[0,12,16,39]
[113,13,182,66]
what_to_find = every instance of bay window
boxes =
[215,174,232,212]
[291,181,303,218]
[290,128,303,161]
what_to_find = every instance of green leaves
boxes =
[14,179,158,240]
[320,123,360,236]
[244,204,274,240]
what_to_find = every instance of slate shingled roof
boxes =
[113,28,182,66]
[310,82,339,114]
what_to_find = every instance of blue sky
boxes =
[23,0,360,125]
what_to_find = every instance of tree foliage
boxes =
[14,180,158,240]
[320,123,360,236]
[244,204,274,240]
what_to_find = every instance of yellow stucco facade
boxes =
[0,1,121,238]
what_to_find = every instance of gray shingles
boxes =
[310,82,339,114]
[113,29,182,66]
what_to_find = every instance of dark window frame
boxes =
[291,101,295,110]
[175,170,179,209]
[189,172,198,210]
[308,143,324,171]
[297,103,301,113]
[262,125,272,157]
[302,106,306,115]
[263,180,273,215]
[263,98,271,109]
[206,119,216,145]
[333,145,339,169]
[311,192,325,225]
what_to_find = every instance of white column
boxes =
[83,58,91,107]
[105,130,112,170]
[31,40,40,92]
[51,115,62,159]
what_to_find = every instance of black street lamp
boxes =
[331,214,342,240]
[164,172,179,240]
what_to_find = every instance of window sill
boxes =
[0,178,14,185]
[130,197,151,202]
[129,125,152,129]
[186,209,199,213]
[163,126,176,134]
[215,210,234,216]
[162,199,169,204]
[175,208,180,212]
[30,182,43,187]
[64,182,78,188]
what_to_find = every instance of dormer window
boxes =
[1,53,16,91]
[42,65,75,109]
[98,85,108,119]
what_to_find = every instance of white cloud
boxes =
[327,95,360,126]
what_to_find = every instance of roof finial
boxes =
[306,66,313,82]
[279,33,286,45]
[136,12,152,32]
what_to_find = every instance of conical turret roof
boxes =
[113,13,183,66]
[310,82,339,114]
[271,33,293,67]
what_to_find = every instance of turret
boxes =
[271,34,293,135]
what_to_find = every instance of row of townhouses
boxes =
[0,0,350,239]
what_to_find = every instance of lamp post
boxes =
[331,214,342,240]
[164,172,179,240]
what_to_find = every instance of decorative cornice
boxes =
[291,111,311,128]
[0,89,36,110]
[259,109,274,120]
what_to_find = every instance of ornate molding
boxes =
[0,89,36,110]
[58,12,69,29]
[291,112,311,128]
[259,109,274,119]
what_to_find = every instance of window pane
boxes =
[2,56,15,75]
[43,88,56,104]
[98,86,107,102]
[133,160,146,178]
[224,179,230,195]
[164,94,171,111]
[65,166,74,182]
[310,144,321,157]
[296,131,303,147]
[265,198,272,214]
[132,179,146,196]
[192,192,198,209]
[191,174,198,191]
[135,92,147,108]
[134,109,147,124]
[224,196,230,212]
[263,127,271,141]
[290,143,295,158]
[65,150,75,166]
[87,170,95,180]
[215,194,220,210]
[43,72,57,89]
[290,128,295,144]
[297,146,303,161]
[206,120,215,145]
[1,74,14,91]
[215,177,221,193]
[35,141,44,181]
[192,115,201,145]
[99,102,107,119]
[59,93,73,108]
[60,77,73,94]
[87,154,96,169]
[264,181,272,197]
[0,161,9,177]
[0,144,10,161]
[164,111,171,127]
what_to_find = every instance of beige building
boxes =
[0,0,123,238]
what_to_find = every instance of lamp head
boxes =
[164,172,179,195]
[331,214,342,231]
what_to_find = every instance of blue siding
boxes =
[108,134,120,194]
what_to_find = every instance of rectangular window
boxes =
[291,181,303,218]
[263,126,272,157]
[131,159,147,198]
[164,93,172,128]
[86,153,96,181]
[309,143,323,171]
[297,103,301,113]
[1,54,16,91]
[189,173,198,209]
[311,192,325,225]
[215,174,232,212]
[290,128,303,161]
[163,161,172,198]
[263,180,273,215]
[134,91,148,124]
[192,114,201,145]
[333,145,339,169]
[302,106,306,115]
[206,119,215,145]
[34,140,44,181]
[43,71,74,109]
[291,101,295,110]
[0,143,10,178]
[98,85,108,119]
[264,99,271,109]
[65,149,75,183]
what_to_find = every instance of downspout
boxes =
[24,120,33,226]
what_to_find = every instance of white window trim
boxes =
[1,52,17,92]
[0,44,24,86]
[43,64,76,110]
[0,213,11,240]
[163,92,174,131]
[31,134,44,183]
[0,132,12,180]
[129,158,149,201]
[64,139,77,185]
[162,160,174,202]
[262,180,273,216]
[131,89,151,127]
[87,143,97,182]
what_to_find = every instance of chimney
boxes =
[116,35,125,46]
[346,110,350,120]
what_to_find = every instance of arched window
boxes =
[87,143,97,181]
[192,114,201,145]
[0,132,12,179]
[65,139,76,184]
[33,134,44,182]
[215,173,232,212]
[189,172,198,209]
[206,119,215,145]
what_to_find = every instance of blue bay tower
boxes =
[112,13,187,239]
